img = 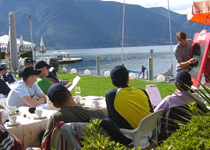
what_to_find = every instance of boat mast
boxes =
[167,0,173,74]
[121,0,125,65]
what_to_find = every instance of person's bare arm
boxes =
[65,82,73,89]
[178,58,196,68]
[22,96,46,107]
[37,93,47,103]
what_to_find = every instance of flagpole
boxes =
[121,0,125,65]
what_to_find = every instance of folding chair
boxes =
[120,109,163,149]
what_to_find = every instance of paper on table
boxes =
[68,76,81,91]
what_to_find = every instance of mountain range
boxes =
[0,0,208,49]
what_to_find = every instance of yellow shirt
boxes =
[114,87,151,128]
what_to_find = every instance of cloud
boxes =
[101,0,193,14]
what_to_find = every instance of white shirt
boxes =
[7,81,43,108]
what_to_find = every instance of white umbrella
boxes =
[19,35,26,54]
[0,35,36,48]
[39,36,46,54]
[9,12,19,70]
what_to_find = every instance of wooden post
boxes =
[96,56,100,76]
[148,49,154,81]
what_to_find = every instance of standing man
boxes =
[106,65,153,129]
[7,66,46,107]
[174,31,196,72]
[137,65,147,79]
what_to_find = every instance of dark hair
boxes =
[175,80,192,91]
[110,65,129,87]
[112,76,128,87]
[52,90,70,106]
[176,31,187,40]
[23,76,28,81]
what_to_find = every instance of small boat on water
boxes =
[39,36,46,54]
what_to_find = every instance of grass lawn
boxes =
[57,72,176,99]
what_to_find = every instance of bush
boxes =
[0,50,32,59]
[157,113,210,149]
[81,119,128,150]
[81,119,143,150]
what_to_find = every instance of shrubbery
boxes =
[157,113,210,149]
[0,50,32,59]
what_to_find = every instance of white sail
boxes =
[19,35,26,53]
[39,36,46,54]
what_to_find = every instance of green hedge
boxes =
[157,113,210,150]
[0,50,33,59]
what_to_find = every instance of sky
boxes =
[101,0,194,14]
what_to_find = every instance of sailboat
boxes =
[39,36,46,54]
[121,1,173,79]
[19,35,26,54]
[154,0,174,78]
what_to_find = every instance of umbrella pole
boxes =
[28,14,35,61]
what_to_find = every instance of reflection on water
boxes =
[36,45,177,76]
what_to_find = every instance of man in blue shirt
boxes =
[0,64,17,84]
[137,65,147,79]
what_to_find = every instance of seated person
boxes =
[0,78,11,96]
[7,66,46,108]
[0,64,17,84]
[42,83,107,144]
[0,111,22,150]
[35,61,54,94]
[106,65,153,129]
[19,58,34,78]
[47,67,60,83]
[154,71,202,113]
[24,58,34,67]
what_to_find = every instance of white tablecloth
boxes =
[5,106,57,149]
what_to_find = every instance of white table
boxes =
[5,96,107,149]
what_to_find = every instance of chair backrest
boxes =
[51,127,72,150]
[146,85,162,107]
[120,109,164,149]
[158,105,194,141]
[135,109,163,135]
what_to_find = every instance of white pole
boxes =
[168,0,173,75]
[121,0,125,65]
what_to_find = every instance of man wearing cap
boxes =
[24,58,34,67]
[106,65,153,129]
[19,58,34,78]
[35,61,55,95]
[0,64,17,84]
[7,66,46,108]
[154,71,202,113]
[42,83,107,143]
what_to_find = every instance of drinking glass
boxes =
[75,86,81,96]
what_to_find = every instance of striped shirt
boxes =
[0,124,14,150]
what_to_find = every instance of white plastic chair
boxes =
[120,109,163,149]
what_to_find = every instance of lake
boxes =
[36,45,177,76]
